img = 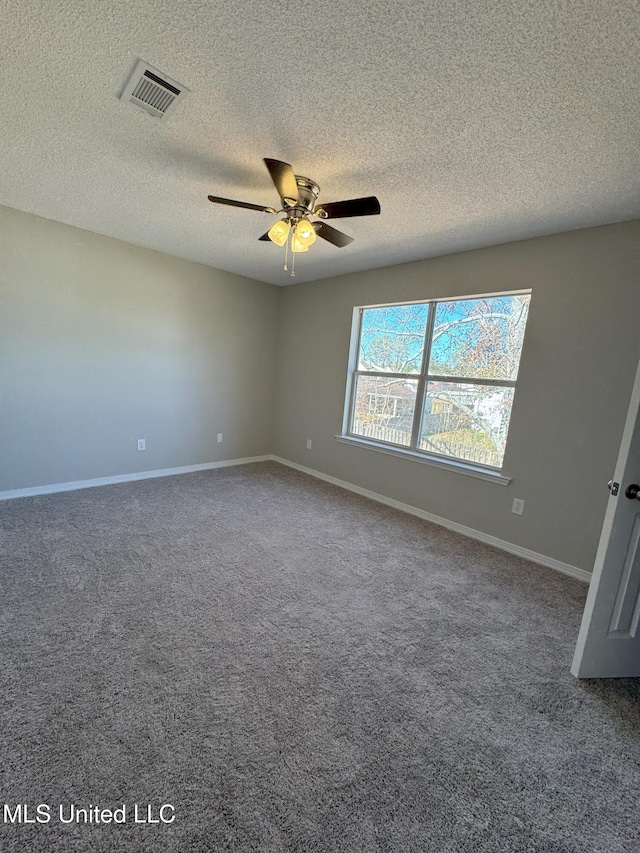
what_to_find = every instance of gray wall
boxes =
[3,203,639,574]
[0,206,279,491]
[274,221,640,572]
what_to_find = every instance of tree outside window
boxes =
[347,292,531,470]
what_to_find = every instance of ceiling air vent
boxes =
[120,60,189,119]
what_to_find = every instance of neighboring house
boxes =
[355,376,509,452]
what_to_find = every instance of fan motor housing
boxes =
[291,176,320,214]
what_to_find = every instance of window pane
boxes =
[429,294,530,381]
[419,382,515,468]
[358,304,428,374]
[351,375,418,447]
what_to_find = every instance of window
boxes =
[345,292,531,471]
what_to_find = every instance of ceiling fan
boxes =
[207,158,381,276]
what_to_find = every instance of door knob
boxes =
[625,483,640,500]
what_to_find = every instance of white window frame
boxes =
[338,290,531,484]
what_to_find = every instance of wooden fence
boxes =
[353,420,500,468]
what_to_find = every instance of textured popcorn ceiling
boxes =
[1,0,639,285]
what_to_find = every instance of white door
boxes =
[572,358,640,678]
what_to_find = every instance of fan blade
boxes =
[316,196,380,219]
[208,195,276,214]
[264,158,299,206]
[258,231,272,241]
[313,221,354,248]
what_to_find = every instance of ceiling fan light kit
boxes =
[291,233,308,253]
[267,219,290,246]
[294,218,316,247]
[207,158,381,277]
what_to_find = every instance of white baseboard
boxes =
[271,455,591,584]
[1,453,592,585]
[0,456,272,501]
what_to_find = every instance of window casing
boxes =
[344,292,531,472]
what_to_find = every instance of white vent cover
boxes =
[120,60,189,119]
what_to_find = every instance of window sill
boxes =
[334,434,512,486]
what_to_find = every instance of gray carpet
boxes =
[1,461,638,852]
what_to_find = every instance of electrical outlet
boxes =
[217,433,223,443]
[511,498,525,516]
[306,439,312,450]
[137,439,146,451]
